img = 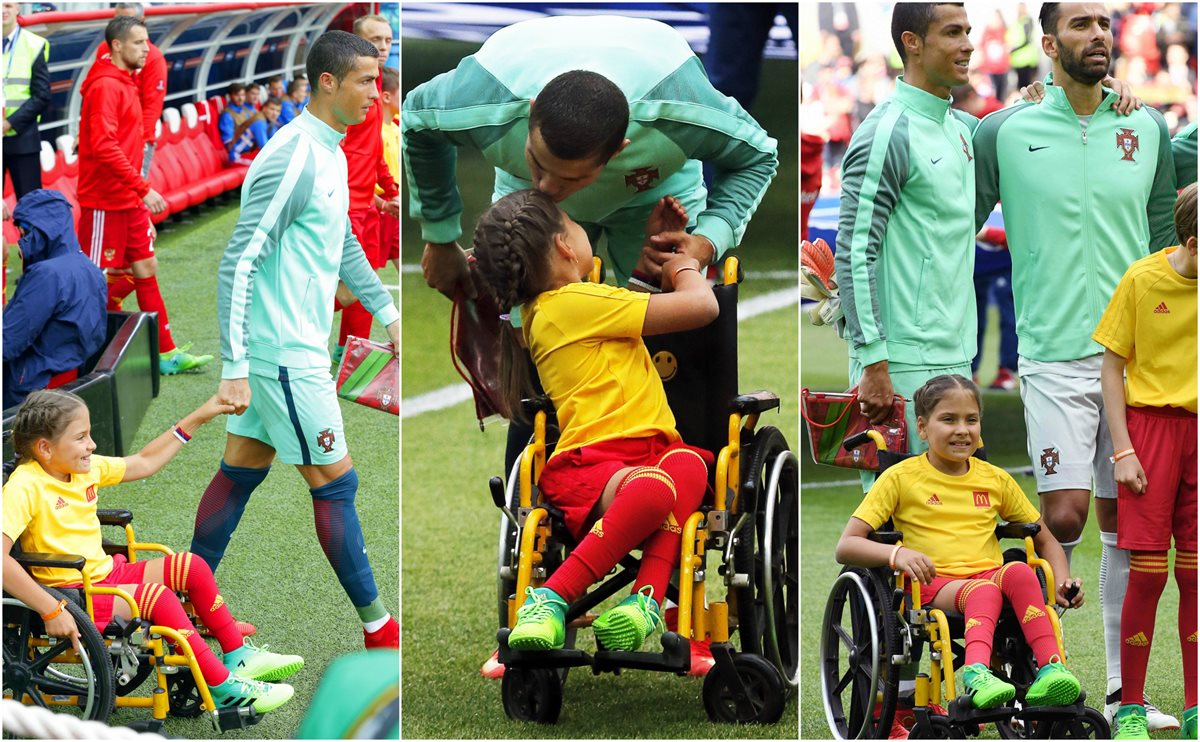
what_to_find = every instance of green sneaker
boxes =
[961,662,1016,710]
[593,585,662,652]
[1115,704,1151,740]
[508,586,566,650]
[223,638,304,681]
[160,343,213,375]
[210,674,294,714]
[1025,657,1081,707]
[1182,705,1197,739]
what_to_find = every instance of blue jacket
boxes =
[3,189,107,406]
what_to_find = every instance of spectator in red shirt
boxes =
[334,13,400,360]
[77,16,211,376]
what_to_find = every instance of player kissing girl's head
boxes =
[913,374,982,476]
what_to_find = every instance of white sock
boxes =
[363,613,391,633]
[1099,530,1128,689]
[1060,535,1082,567]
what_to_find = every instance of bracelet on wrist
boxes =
[40,598,67,621]
[1110,448,1135,463]
[673,265,701,278]
[172,424,191,445]
[888,543,903,570]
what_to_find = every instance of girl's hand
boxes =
[45,608,82,653]
[660,254,702,293]
[1056,578,1084,609]
[196,394,237,424]
[893,546,936,585]
[1115,455,1147,494]
[644,195,687,237]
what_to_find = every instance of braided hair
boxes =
[11,390,88,465]
[472,190,564,421]
[912,374,981,419]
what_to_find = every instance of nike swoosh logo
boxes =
[1028,145,1050,152]
[327,188,335,198]
[931,157,943,165]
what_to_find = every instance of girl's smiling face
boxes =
[917,387,980,475]
[38,407,96,482]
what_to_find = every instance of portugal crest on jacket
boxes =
[1116,128,1139,162]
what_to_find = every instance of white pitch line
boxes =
[401,287,799,419]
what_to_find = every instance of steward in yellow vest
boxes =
[2,8,50,198]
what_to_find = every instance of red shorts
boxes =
[538,433,713,541]
[1117,405,1197,551]
[58,554,149,629]
[349,207,385,269]
[380,211,399,263]
[912,566,1002,607]
[78,206,155,269]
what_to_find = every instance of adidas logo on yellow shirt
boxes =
[1124,631,1150,647]
[1021,605,1046,623]
[926,494,943,506]
[54,496,68,510]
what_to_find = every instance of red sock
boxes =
[957,579,1003,666]
[106,272,135,311]
[161,552,242,653]
[634,447,709,598]
[993,561,1058,666]
[1177,550,1197,708]
[544,466,675,603]
[132,275,175,353]
[338,300,372,348]
[135,583,229,686]
[1121,551,1169,705]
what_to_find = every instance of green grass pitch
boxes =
[400,35,799,738]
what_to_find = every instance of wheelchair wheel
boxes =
[168,670,205,718]
[1047,707,1109,739]
[819,567,900,739]
[702,653,786,724]
[501,666,562,723]
[2,589,115,722]
[732,426,799,685]
[496,459,523,630]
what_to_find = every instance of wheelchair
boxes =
[818,430,1109,739]
[489,256,799,724]
[2,506,262,734]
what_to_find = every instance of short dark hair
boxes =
[529,70,628,163]
[380,65,398,94]
[1039,3,1062,35]
[227,82,245,96]
[105,15,145,46]
[1175,183,1197,245]
[263,96,283,109]
[266,74,283,85]
[305,30,380,90]
[287,76,307,96]
[891,3,964,65]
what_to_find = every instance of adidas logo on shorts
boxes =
[1125,631,1150,647]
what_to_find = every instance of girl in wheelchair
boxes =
[2,389,302,713]
[472,189,717,654]
[835,375,1086,711]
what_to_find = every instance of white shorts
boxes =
[1018,355,1115,498]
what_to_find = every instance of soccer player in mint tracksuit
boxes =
[403,13,777,678]
[1173,121,1197,188]
[972,4,1178,731]
[191,30,401,649]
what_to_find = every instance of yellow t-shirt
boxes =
[851,454,1042,578]
[376,117,399,197]
[1092,246,1198,412]
[2,456,126,586]
[524,282,678,456]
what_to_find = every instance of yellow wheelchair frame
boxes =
[3,509,261,734]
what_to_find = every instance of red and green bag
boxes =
[800,388,907,470]
[336,336,399,415]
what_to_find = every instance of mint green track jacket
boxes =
[1173,121,1197,187]
[218,109,400,379]
[401,15,777,272]
[835,78,980,369]
[973,79,1177,363]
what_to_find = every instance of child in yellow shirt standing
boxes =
[1095,183,1199,740]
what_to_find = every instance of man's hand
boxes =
[647,231,715,272]
[3,120,12,135]
[143,188,167,215]
[1020,76,1141,115]
[421,241,473,300]
[1115,454,1148,494]
[382,196,400,219]
[386,320,399,357]
[893,546,936,585]
[218,378,252,415]
[857,360,895,425]
[1056,578,1085,609]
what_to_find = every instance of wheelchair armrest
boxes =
[14,552,86,572]
[731,391,780,416]
[520,396,555,419]
[869,531,903,545]
[995,522,1039,540]
[97,509,133,527]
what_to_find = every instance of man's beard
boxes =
[1058,39,1110,85]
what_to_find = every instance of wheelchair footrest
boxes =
[945,696,1019,725]
[496,629,689,675]
[1012,696,1090,724]
[217,705,263,732]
